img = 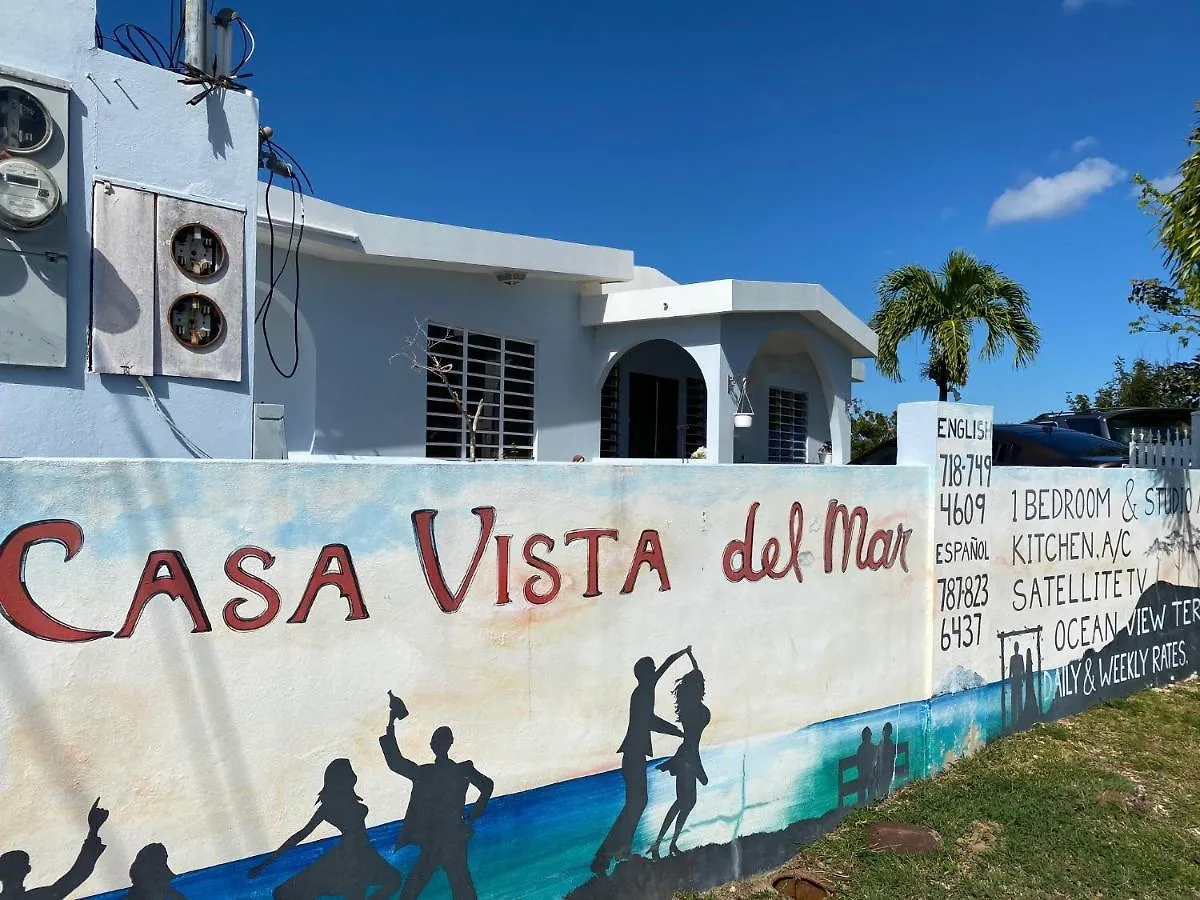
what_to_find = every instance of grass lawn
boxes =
[680,679,1200,900]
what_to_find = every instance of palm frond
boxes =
[870,249,1041,394]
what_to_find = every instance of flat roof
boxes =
[255,186,635,284]
[581,279,878,358]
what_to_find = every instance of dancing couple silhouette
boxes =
[250,692,492,899]
[590,645,710,875]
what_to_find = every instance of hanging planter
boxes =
[729,374,754,428]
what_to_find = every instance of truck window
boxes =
[1066,417,1103,436]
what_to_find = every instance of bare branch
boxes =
[395,320,497,461]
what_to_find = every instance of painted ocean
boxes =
[87,678,1040,900]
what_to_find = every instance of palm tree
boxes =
[870,249,1041,401]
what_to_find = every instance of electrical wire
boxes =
[108,23,175,70]
[264,138,314,194]
[99,8,256,100]
[137,376,213,459]
[257,154,307,380]
[169,0,185,69]
[232,17,255,76]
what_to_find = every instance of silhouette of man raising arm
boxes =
[0,799,108,900]
[380,716,493,900]
[591,646,691,875]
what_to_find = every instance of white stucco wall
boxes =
[734,354,831,464]
[254,255,863,466]
[254,255,600,461]
[0,1,260,458]
[720,314,854,464]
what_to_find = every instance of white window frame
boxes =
[767,387,808,464]
[424,324,536,460]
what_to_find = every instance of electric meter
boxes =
[171,224,227,279]
[0,85,54,154]
[168,294,225,349]
[0,157,61,230]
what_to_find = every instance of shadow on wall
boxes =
[1145,466,1200,582]
[205,94,232,160]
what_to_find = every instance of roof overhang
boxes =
[255,186,635,284]
[581,279,878,358]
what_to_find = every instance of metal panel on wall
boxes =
[0,67,70,367]
[155,195,245,381]
[90,182,154,375]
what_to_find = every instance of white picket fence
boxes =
[1130,439,1200,469]
[1128,410,1200,469]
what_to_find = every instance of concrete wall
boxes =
[0,1,259,458]
[3,404,1189,900]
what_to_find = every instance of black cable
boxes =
[257,170,304,379]
[168,0,185,69]
[106,23,175,70]
[264,139,314,194]
[258,168,298,323]
[256,168,278,324]
[95,21,105,48]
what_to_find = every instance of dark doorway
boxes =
[628,373,680,458]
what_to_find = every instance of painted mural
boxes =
[0,459,929,899]
[2,406,1200,899]
[918,403,1200,780]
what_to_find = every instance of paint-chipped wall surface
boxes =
[0,403,1198,899]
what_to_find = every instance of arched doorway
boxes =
[734,330,833,464]
[599,340,707,459]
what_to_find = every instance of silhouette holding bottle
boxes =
[248,758,401,900]
[126,843,185,900]
[590,646,691,876]
[1008,642,1026,731]
[650,649,709,859]
[0,798,108,900]
[378,694,493,900]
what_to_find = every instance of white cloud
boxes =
[1071,136,1098,154]
[1153,172,1184,192]
[1063,0,1129,12]
[987,157,1127,226]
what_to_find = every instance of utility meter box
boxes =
[0,65,71,368]
[91,189,245,382]
[156,196,245,381]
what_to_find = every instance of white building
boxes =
[0,0,876,465]
[252,192,876,465]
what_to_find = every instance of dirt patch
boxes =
[958,820,1002,856]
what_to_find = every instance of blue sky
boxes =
[100,0,1200,422]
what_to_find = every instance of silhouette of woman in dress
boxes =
[248,758,402,900]
[649,649,709,859]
